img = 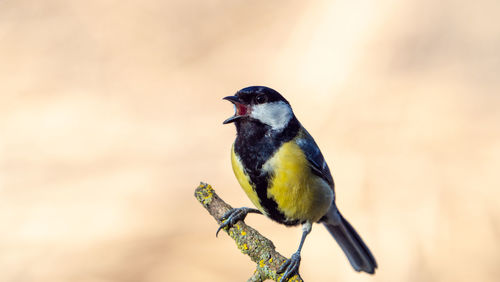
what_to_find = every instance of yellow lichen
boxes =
[241,230,246,236]
[196,183,214,206]
[259,259,265,268]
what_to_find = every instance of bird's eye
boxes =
[255,94,267,104]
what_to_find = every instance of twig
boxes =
[195,182,303,282]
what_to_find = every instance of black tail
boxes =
[323,212,377,274]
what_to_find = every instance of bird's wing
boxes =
[295,127,335,188]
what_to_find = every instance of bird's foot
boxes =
[277,252,301,282]
[216,207,260,237]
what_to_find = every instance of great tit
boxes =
[219,86,377,281]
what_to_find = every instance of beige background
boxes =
[1,0,499,281]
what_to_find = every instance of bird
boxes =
[218,86,377,281]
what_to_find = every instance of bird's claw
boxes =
[277,252,301,282]
[216,207,252,237]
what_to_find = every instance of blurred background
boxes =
[1,0,499,281]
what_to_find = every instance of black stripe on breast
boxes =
[234,117,301,226]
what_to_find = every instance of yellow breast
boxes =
[263,141,333,222]
[231,145,266,213]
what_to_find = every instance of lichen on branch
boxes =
[195,182,303,282]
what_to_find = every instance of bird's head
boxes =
[223,86,293,131]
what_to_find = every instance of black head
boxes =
[233,86,289,105]
[222,86,294,130]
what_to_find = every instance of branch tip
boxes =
[195,182,303,282]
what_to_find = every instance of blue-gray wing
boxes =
[295,127,335,188]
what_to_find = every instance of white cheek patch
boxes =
[250,101,293,131]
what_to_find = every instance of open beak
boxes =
[223,95,248,124]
